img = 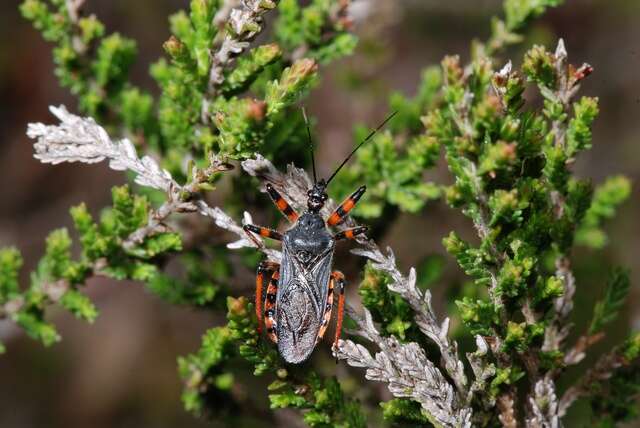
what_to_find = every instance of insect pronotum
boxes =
[243,109,397,364]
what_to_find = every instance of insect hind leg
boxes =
[317,271,346,349]
[264,270,280,343]
[332,271,346,349]
[255,261,279,335]
[316,273,337,344]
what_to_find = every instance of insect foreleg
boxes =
[333,226,368,241]
[243,224,283,250]
[255,261,279,335]
[265,183,299,222]
[327,185,366,226]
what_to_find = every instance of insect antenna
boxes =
[301,107,318,183]
[325,110,398,186]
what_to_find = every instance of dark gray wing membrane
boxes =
[276,241,334,363]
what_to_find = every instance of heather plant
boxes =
[1,0,637,426]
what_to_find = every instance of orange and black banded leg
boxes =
[327,185,366,226]
[264,271,280,343]
[255,261,279,335]
[331,271,346,350]
[334,226,368,241]
[316,274,336,344]
[266,183,299,222]
[243,224,283,248]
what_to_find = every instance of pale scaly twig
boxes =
[335,308,472,428]
[26,105,232,248]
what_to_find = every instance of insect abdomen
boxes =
[276,279,322,363]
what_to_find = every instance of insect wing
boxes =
[276,241,333,363]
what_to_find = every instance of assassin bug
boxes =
[243,109,397,364]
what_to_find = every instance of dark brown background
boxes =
[1,0,639,426]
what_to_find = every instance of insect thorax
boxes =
[284,212,333,259]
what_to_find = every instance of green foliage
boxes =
[414,24,633,408]
[380,399,432,426]
[456,297,500,336]
[589,269,631,335]
[489,366,525,398]
[20,0,140,123]
[178,326,234,415]
[0,248,22,304]
[567,96,599,156]
[146,250,229,307]
[221,44,282,96]
[503,321,544,353]
[0,185,183,350]
[333,67,443,218]
[576,176,632,248]
[274,0,357,64]
[17,0,376,422]
[359,263,421,341]
[227,296,281,376]
[503,0,563,31]
[590,336,640,427]
[224,296,365,427]
[270,373,367,428]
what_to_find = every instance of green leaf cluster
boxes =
[576,176,631,248]
[178,326,235,415]
[402,36,633,404]
[176,296,366,427]
[589,268,631,335]
[0,185,183,350]
[333,67,443,218]
[274,0,357,65]
[20,0,146,132]
[359,262,422,342]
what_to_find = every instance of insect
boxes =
[243,109,397,364]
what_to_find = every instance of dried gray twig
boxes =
[27,105,229,248]
[197,204,282,263]
[28,105,175,193]
[335,309,472,428]
[526,377,561,428]
[351,243,469,398]
[466,335,496,406]
[558,347,626,417]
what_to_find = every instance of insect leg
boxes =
[327,185,366,226]
[264,271,280,343]
[316,273,336,344]
[266,183,299,222]
[333,226,368,241]
[243,224,283,243]
[255,261,279,335]
[332,271,346,350]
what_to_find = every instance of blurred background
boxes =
[0,0,639,427]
